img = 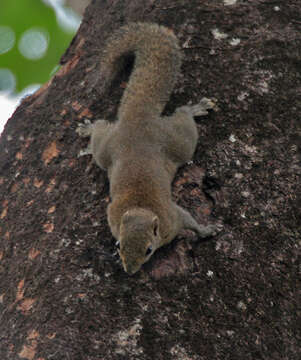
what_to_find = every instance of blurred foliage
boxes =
[0,0,78,93]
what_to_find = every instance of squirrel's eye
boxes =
[116,241,120,249]
[145,246,152,256]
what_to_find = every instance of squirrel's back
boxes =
[100,22,182,121]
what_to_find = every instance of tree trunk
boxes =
[0,1,299,359]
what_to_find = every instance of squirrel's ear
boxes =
[152,216,159,236]
[122,210,132,224]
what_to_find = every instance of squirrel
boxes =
[77,22,222,275]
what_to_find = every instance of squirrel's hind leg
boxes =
[90,119,113,145]
[76,119,94,156]
[180,98,216,117]
[76,119,113,162]
[91,120,115,170]
[76,119,110,138]
[76,119,94,138]
[163,98,216,165]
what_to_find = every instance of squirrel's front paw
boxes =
[197,222,223,238]
[209,222,223,236]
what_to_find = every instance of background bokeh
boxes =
[0,0,82,133]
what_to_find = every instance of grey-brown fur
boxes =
[77,23,221,274]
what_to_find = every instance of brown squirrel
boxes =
[77,22,221,275]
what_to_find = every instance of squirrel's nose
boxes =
[124,263,138,275]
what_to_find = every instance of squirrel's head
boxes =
[117,208,161,275]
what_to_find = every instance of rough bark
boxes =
[0,0,300,359]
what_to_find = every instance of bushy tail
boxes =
[100,22,182,120]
